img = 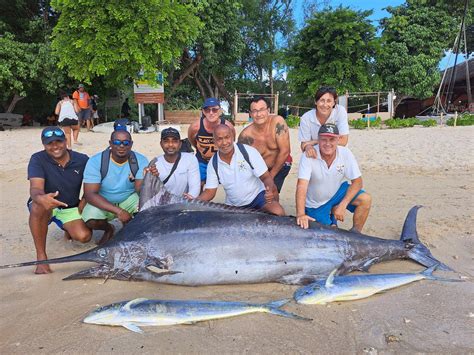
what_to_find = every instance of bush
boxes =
[420,119,437,127]
[349,116,382,129]
[385,117,419,128]
[286,114,300,128]
[446,114,474,126]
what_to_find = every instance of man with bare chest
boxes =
[238,96,291,192]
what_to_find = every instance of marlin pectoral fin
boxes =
[325,269,337,288]
[123,298,149,311]
[145,265,182,275]
[123,323,144,334]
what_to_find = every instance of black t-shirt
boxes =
[27,150,89,207]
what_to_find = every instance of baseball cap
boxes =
[161,127,180,140]
[202,98,220,109]
[78,84,84,88]
[318,123,339,137]
[41,127,66,145]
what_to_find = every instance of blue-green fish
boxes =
[294,265,462,305]
[83,298,310,333]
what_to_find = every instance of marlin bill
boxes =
[83,298,310,333]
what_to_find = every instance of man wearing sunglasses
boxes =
[238,96,292,193]
[187,98,235,187]
[27,127,91,274]
[81,129,148,244]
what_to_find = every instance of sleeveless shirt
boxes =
[58,100,78,122]
[195,116,225,163]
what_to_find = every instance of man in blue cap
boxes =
[187,98,235,187]
[27,127,91,274]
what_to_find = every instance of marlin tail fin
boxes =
[421,264,463,282]
[400,206,453,271]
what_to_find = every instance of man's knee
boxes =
[72,228,92,243]
[355,192,372,208]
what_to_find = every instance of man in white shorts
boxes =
[296,124,371,232]
[150,128,200,198]
[196,124,285,216]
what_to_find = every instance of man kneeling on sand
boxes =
[296,124,372,232]
[27,127,91,274]
[82,128,148,244]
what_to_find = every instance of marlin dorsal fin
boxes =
[123,298,148,311]
[325,269,337,288]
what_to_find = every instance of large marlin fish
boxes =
[0,175,452,285]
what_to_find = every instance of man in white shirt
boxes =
[197,124,285,216]
[296,124,371,232]
[152,128,200,198]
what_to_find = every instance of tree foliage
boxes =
[0,0,63,111]
[285,7,378,104]
[50,0,202,85]
[377,0,459,101]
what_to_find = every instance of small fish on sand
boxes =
[294,264,462,305]
[83,298,311,333]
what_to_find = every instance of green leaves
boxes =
[50,0,202,85]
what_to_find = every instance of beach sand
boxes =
[0,125,473,353]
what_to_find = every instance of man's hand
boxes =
[36,191,68,210]
[78,197,87,214]
[304,145,318,159]
[183,193,194,200]
[332,203,347,222]
[264,185,277,204]
[116,208,133,224]
[144,164,159,177]
[296,214,315,229]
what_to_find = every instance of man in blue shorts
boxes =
[27,127,91,274]
[82,129,148,244]
[295,124,371,232]
[196,124,285,216]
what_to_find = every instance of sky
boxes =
[293,0,467,69]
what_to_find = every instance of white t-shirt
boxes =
[298,104,349,142]
[156,153,200,198]
[298,145,361,208]
[205,143,268,206]
[58,100,78,122]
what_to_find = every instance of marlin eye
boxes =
[97,249,107,258]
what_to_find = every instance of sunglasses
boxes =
[203,107,220,114]
[111,139,132,146]
[43,129,65,138]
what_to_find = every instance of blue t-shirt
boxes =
[83,151,149,204]
[27,150,89,207]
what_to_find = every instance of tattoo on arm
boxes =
[275,123,288,135]
[239,135,254,145]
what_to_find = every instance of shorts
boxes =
[198,161,208,182]
[60,118,79,127]
[273,163,291,193]
[305,182,365,226]
[27,200,82,230]
[77,108,92,121]
[241,190,266,209]
[81,192,139,222]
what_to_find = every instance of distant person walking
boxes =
[73,84,92,131]
[90,94,99,126]
[55,91,81,148]
[121,98,131,119]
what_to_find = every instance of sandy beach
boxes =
[0,124,473,353]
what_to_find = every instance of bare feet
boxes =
[35,264,52,274]
[98,224,115,246]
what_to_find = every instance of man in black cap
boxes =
[187,98,235,186]
[27,127,91,274]
[146,127,200,199]
[295,123,371,232]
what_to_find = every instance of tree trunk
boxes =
[169,54,203,96]
[6,94,25,113]
[193,69,207,99]
[211,73,234,115]
[198,70,214,98]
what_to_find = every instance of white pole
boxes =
[138,103,142,125]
